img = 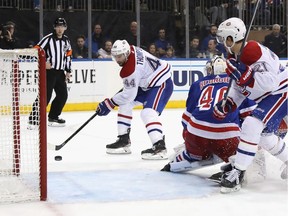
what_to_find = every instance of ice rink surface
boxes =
[1,109,287,216]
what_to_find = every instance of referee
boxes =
[28,17,72,128]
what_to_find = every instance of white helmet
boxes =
[216,17,246,52]
[205,55,226,76]
[111,40,131,58]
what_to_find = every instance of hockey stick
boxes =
[47,111,99,151]
[222,0,261,106]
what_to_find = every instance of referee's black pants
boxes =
[29,69,68,124]
[46,69,68,120]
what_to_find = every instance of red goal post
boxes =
[0,48,47,202]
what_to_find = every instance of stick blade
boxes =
[55,144,63,151]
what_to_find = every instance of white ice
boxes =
[0,109,287,216]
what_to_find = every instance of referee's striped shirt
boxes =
[35,32,72,72]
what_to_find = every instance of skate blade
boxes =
[106,147,131,154]
[207,178,221,184]
[141,153,168,160]
[207,172,222,184]
[48,122,66,127]
[220,184,241,194]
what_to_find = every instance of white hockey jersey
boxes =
[112,46,171,105]
[228,41,288,106]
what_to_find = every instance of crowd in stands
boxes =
[1,18,287,59]
[0,0,287,58]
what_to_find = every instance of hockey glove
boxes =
[213,97,237,120]
[226,58,254,87]
[97,98,117,116]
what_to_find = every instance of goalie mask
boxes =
[205,55,226,76]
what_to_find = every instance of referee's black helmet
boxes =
[54,17,67,28]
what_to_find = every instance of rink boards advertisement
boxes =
[2,59,287,110]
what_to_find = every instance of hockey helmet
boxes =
[54,17,67,28]
[216,17,246,50]
[111,40,131,58]
[205,55,226,76]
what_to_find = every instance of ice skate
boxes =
[141,139,167,160]
[220,168,245,193]
[207,172,223,184]
[106,130,131,154]
[207,163,233,184]
[48,118,66,127]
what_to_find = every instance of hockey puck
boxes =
[54,155,62,161]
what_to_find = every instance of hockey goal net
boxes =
[0,48,47,202]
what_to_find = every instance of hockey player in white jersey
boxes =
[213,17,288,193]
[96,40,173,160]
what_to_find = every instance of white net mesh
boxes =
[0,48,44,203]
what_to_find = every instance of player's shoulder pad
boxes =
[120,46,136,78]
[241,40,262,66]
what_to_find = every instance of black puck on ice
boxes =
[54,155,62,161]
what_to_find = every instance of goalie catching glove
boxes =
[226,58,254,87]
[97,98,117,116]
[213,97,237,120]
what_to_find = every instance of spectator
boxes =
[98,39,113,59]
[55,0,73,12]
[147,43,159,57]
[124,21,137,46]
[263,24,287,58]
[122,21,147,49]
[194,0,219,27]
[154,28,172,58]
[140,0,149,11]
[257,0,271,26]
[163,46,177,59]
[268,0,284,24]
[227,0,240,18]
[202,39,223,59]
[189,36,203,58]
[73,35,89,59]
[33,0,40,11]
[218,0,230,23]
[0,21,19,49]
[85,24,105,58]
[66,0,74,12]
[200,24,226,57]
